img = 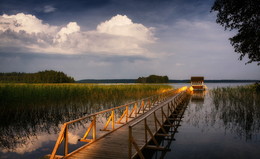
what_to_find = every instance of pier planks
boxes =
[66,94,186,159]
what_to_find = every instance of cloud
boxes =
[54,22,80,43]
[97,14,155,43]
[43,5,56,13]
[0,13,57,34]
[175,63,184,66]
[150,18,260,79]
[0,131,80,154]
[0,13,155,56]
[157,18,235,57]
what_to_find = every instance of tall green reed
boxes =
[210,84,260,140]
[0,83,172,107]
[0,83,173,149]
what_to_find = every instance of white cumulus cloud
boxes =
[0,13,156,56]
[0,13,57,34]
[54,22,80,43]
[97,14,155,43]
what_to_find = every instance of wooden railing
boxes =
[49,88,181,159]
[128,87,189,159]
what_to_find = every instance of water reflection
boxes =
[0,96,140,158]
[183,86,260,141]
[146,93,191,159]
[210,86,260,140]
[190,90,205,103]
[1,84,259,159]
[150,84,260,159]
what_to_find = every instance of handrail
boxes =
[57,88,176,125]
[129,93,182,127]
[128,87,189,159]
[49,87,181,159]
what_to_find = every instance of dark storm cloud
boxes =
[0,52,151,63]
[0,0,214,25]
[0,0,111,24]
[0,0,111,13]
[95,54,151,63]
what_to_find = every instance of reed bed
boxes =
[0,83,173,149]
[210,84,260,140]
[0,84,172,125]
[0,83,172,107]
[0,83,173,128]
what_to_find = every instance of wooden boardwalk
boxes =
[49,88,189,159]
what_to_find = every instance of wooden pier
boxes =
[190,76,206,90]
[48,87,190,159]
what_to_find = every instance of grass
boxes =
[210,83,260,140]
[0,83,173,149]
[211,83,259,108]
[0,83,173,130]
[0,83,172,108]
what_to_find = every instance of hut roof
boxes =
[191,76,204,82]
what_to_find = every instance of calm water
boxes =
[152,83,260,159]
[0,83,258,159]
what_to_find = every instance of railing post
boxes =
[128,126,132,159]
[93,115,96,140]
[144,118,147,144]
[174,97,177,109]
[50,124,67,159]
[167,103,170,116]
[64,124,68,156]
[142,100,145,113]
[135,103,137,117]
[126,105,129,122]
[112,110,115,130]
[161,107,164,123]
[154,112,157,131]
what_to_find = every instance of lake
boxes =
[151,83,260,159]
[0,83,259,159]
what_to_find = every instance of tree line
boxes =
[137,75,169,83]
[0,70,75,83]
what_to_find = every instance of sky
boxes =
[0,0,259,80]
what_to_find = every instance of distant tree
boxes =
[0,70,75,83]
[211,0,260,65]
[136,75,169,83]
[163,76,169,83]
[137,77,147,83]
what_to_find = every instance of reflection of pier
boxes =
[48,87,190,159]
[142,94,189,159]
[191,90,206,103]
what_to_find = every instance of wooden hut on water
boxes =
[190,76,206,90]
